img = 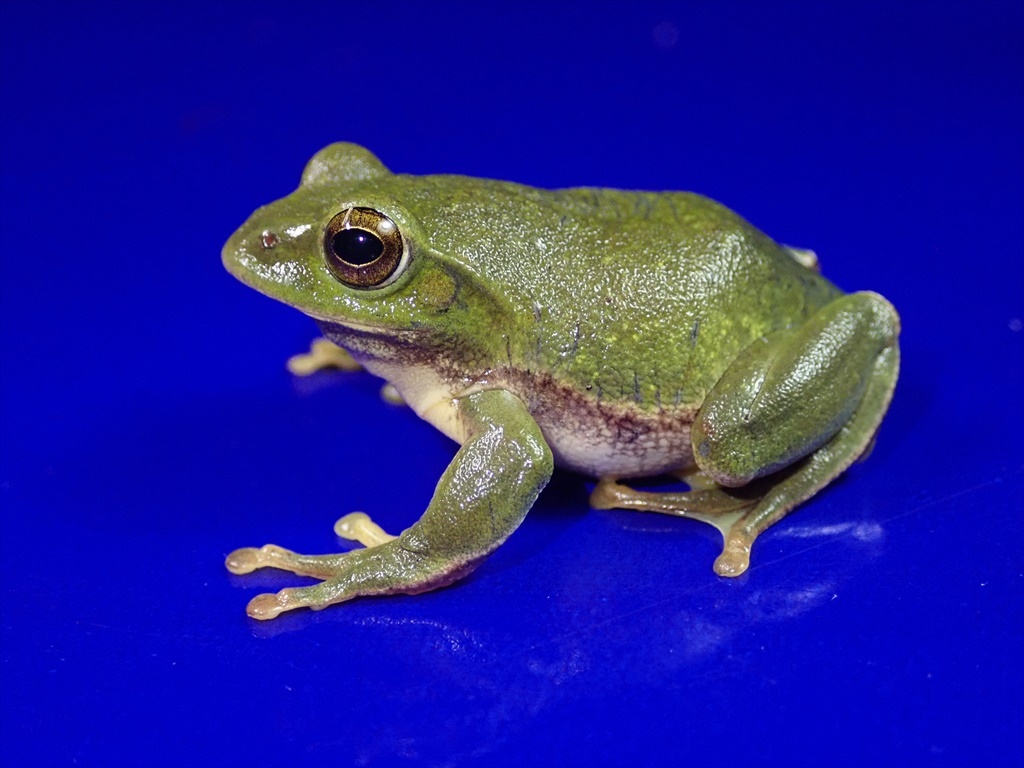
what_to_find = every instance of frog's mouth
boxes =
[314,316,427,340]
[315,317,435,370]
[302,312,386,334]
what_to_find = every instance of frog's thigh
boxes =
[692,291,900,487]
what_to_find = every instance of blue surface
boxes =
[2,2,1022,766]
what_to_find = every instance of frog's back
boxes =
[391,174,841,410]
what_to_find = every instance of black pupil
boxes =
[331,228,384,265]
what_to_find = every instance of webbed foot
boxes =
[590,476,759,576]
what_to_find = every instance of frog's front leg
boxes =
[691,290,900,575]
[225,389,553,619]
[286,337,362,375]
[286,337,407,405]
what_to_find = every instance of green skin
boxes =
[223,143,900,620]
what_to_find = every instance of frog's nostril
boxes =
[260,230,279,249]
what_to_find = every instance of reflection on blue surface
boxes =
[1,1,1022,766]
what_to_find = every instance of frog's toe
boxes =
[246,583,356,619]
[588,477,625,510]
[225,543,351,579]
[334,512,397,548]
[246,586,346,619]
[246,591,291,620]
[379,383,407,406]
[244,565,406,619]
[225,544,300,575]
[713,532,753,577]
[225,546,264,575]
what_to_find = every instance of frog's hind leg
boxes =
[595,291,899,578]
[710,340,899,576]
[591,347,895,575]
[692,292,900,576]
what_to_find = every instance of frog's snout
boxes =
[221,221,278,280]
[221,227,243,276]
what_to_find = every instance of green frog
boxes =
[222,143,900,620]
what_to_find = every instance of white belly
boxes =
[364,358,698,480]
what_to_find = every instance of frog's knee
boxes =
[851,291,900,345]
[690,419,764,488]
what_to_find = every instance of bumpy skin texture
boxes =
[223,143,900,618]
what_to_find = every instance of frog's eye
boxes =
[323,207,405,288]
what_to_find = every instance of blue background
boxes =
[2,2,1022,766]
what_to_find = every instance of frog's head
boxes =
[223,143,505,362]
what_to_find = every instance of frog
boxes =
[222,142,900,620]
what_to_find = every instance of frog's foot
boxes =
[227,513,397,577]
[226,540,473,620]
[591,476,760,558]
[285,338,406,405]
[590,476,756,517]
[225,513,402,618]
[672,467,720,491]
[589,474,812,578]
[226,521,464,620]
[589,478,767,577]
[286,338,362,376]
